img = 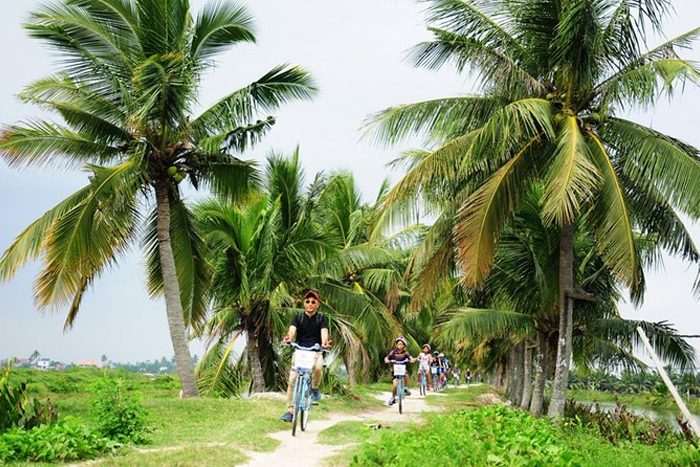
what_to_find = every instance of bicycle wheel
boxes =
[420,373,426,396]
[300,376,312,431]
[398,379,403,414]
[291,377,303,437]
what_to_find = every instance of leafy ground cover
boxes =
[336,401,699,467]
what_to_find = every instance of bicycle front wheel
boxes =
[300,378,313,431]
[291,377,303,437]
[398,380,403,414]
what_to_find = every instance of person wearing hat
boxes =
[383,337,416,406]
[280,289,332,422]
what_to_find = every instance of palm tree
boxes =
[195,154,412,393]
[313,172,412,384]
[195,151,328,393]
[0,0,317,396]
[367,0,700,416]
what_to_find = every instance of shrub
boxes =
[563,399,684,446]
[91,377,151,444]
[0,417,113,463]
[351,405,582,466]
[0,363,58,432]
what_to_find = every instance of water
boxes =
[578,400,700,431]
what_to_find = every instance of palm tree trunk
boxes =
[155,180,199,397]
[548,222,574,417]
[344,354,357,388]
[520,342,533,410]
[247,327,266,393]
[530,330,548,417]
[508,343,524,406]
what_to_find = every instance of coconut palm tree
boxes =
[434,187,696,415]
[367,0,700,416]
[313,172,413,384]
[194,151,329,393]
[195,155,412,393]
[0,0,317,396]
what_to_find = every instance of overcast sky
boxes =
[0,0,698,364]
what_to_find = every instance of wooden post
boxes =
[636,326,700,438]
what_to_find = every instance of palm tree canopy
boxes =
[0,0,317,328]
[368,0,700,300]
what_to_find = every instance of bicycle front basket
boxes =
[294,349,316,371]
[393,363,406,377]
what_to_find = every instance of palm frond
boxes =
[591,318,696,371]
[191,0,256,61]
[434,308,534,341]
[410,27,543,94]
[587,132,640,290]
[454,134,541,286]
[541,116,601,226]
[365,96,499,146]
[0,121,120,169]
[603,118,700,217]
[190,65,317,137]
[34,162,140,312]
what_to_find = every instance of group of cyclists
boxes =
[279,288,475,422]
[384,338,474,406]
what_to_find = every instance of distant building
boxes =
[74,359,103,368]
[36,358,51,370]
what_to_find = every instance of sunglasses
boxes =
[304,299,318,304]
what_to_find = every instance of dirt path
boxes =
[239,390,447,467]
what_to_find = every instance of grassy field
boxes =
[3,370,699,466]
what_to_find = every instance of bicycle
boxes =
[453,373,460,387]
[287,342,328,436]
[389,358,411,414]
[430,366,439,392]
[419,368,428,396]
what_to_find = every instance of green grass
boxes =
[424,384,493,409]
[330,404,699,467]
[318,420,412,446]
[3,371,389,466]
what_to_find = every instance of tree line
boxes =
[1,0,700,419]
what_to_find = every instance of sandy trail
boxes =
[240,390,447,467]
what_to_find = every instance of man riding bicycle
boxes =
[280,289,332,422]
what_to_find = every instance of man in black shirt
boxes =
[280,289,331,422]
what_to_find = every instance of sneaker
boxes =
[404,389,411,396]
[279,411,293,422]
[387,396,396,406]
[311,388,322,402]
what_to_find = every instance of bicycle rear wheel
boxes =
[291,377,303,436]
[300,378,312,431]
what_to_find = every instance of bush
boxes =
[351,405,582,466]
[0,363,58,432]
[91,377,152,444]
[0,417,113,463]
[563,399,685,446]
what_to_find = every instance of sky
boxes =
[0,0,698,364]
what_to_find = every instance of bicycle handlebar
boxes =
[388,358,411,364]
[286,342,331,352]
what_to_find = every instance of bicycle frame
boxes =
[390,360,409,414]
[288,343,326,436]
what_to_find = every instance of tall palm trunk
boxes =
[155,180,199,397]
[530,330,548,417]
[548,223,574,417]
[344,354,357,387]
[246,325,266,393]
[520,342,533,410]
[508,343,524,406]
